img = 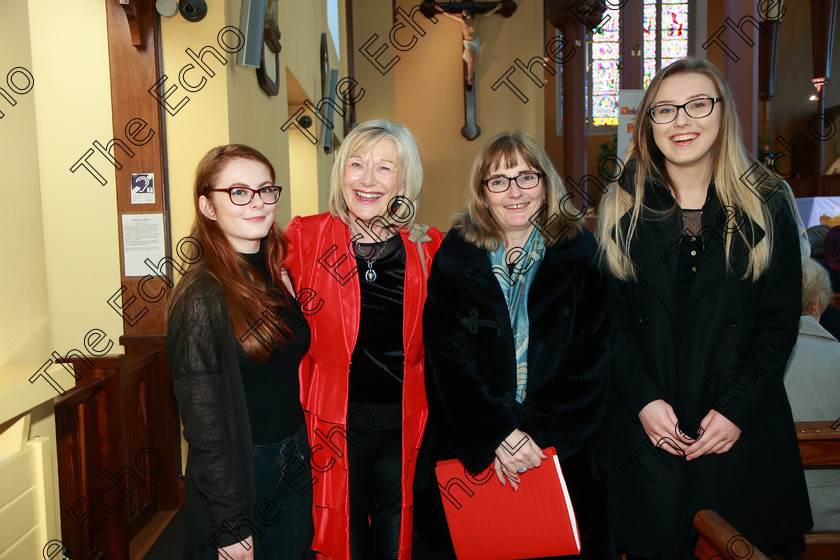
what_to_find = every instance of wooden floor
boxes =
[130,509,180,560]
[141,513,837,560]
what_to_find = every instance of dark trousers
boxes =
[253,423,314,560]
[347,426,402,560]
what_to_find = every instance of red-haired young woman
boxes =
[167,145,313,560]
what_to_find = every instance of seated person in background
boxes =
[819,226,840,291]
[812,225,840,339]
[784,257,840,531]
[807,225,830,260]
[819,296,840,341]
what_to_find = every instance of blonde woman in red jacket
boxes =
[284,120,443,560]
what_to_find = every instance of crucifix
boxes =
[421,1,516,140]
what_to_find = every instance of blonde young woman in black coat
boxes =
[598,58,811,558]
[413,131,612,559]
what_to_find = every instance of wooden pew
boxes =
[796,421,840,559]
[693,509,770,560]
[621,420,840,560]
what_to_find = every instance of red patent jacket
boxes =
[284,212,443,560]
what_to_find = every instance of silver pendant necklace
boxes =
[350,226,389,283]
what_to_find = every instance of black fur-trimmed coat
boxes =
[412,227,613,559]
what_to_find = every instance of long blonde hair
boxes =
[598,58,796,281]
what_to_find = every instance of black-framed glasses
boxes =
[648,97,722,124]
[482,172,543,193]
[208,185,282,205]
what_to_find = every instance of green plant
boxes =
[758,133,774,149]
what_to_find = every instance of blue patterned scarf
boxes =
[489,227,545,402]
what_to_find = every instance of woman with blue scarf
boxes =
[412,131,613,559]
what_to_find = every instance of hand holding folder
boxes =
[435,447,580,560]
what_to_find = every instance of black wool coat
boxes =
[604,177,812,556]
[412,227,613,559]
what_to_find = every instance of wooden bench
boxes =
[694,509,769,560]
[795,421,840,559]
[621,422,840,560]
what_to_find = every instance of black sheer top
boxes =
[674,209,703,310]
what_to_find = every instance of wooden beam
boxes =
[620,0,643,90]
[119,0,144,47]
[561,20,587,195]
[104,0,171,337]
[724,0,759,157]
[810,0,838,173]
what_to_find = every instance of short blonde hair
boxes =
[327,119,423,229]
[453,130,582,250]
[802,257,834,315]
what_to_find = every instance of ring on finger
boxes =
[517,465,527,474]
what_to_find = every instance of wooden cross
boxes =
[421,1,517,140]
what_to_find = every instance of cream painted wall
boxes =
[1,3,115,544]
[164,0,338,240]
[161,9,233,247]
[349,1,546,231]
[289,127,322,217]
[395,0,545,231]
[271,0,339,218]
[353,0,397,123]
[0,0,50,366]
[26,1,124,356]
[160,0,342,474]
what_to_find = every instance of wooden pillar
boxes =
[104,0,173,338]
[620,0,643,90]
[103,0,181,518]
[545,0,607,210]
[758,19,780,102]
[723,0,759,156]
[690,0,709,59]
[345,0,356,132]
[810,0,837,174]
[757,2,781,144]
[561,20,587,191]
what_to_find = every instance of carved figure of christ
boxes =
[436,3,501,88]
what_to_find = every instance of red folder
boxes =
[435,447,580,560]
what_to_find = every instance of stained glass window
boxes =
[643,0,689,88]
[587,2,689,128]
[591,7,620,126]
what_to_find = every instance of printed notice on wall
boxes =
[617,90,645,162]
[130,173,155,204]
[122,213,165,277]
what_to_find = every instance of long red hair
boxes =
[171,144,294,363]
